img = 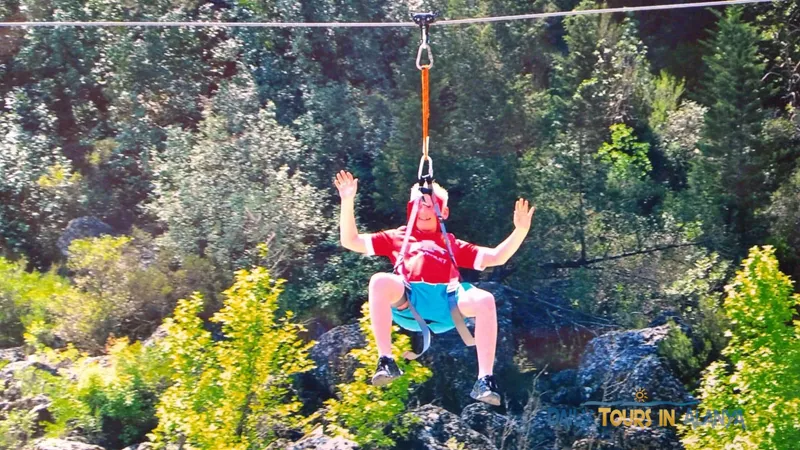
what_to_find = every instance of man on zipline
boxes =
[334,170,534,405]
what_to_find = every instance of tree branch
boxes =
[539,242,702,270]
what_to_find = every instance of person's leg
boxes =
[456,287,497,378]
[368,272,406,358]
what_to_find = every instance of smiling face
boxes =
[408,183,449,232]
[415,194,450,232]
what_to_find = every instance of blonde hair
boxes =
[409,182,448,208]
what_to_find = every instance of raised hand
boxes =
[513,198,535,232]
[334,170,358,201]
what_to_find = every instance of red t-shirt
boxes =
[363,227,487,283]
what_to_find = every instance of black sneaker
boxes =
[371,356,403,386]
[470,375,501,406]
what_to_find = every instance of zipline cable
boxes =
[0,0,780,28]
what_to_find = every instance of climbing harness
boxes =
[392,13,475,361]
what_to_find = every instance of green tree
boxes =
[680,246,800,449]
[150,266,316,449]
[0,90,83,267]
[149,71,329,277]
[649,70,686,131]
[689,7,770,255]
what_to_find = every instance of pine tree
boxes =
[690,7,769,254]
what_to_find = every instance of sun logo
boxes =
[634,388,648,403]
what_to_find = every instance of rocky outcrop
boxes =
[285,426,360,449]
[1,360,58,403]
[0,359,60,445]
[449,324,691,450]
[142,324,169,348]
[0,346,26,364]
[577,325,693,404]
[33,439,106,450]
[121,444,156,450]
[398,404,497,449]
[57,216,114,256]
[308,323,366,396]
[459,403,513,448]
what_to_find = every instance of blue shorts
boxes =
[391,282,475,334]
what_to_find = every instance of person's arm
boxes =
[481,198,535,268]
[334,170,368,253]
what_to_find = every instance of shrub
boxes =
[149,266,316,449]
[658,320,701,382]
[52,234,221,351]
[324,302,433,448]
[17,339,170,448]
[0,256,76,347]
[679,246,800,449]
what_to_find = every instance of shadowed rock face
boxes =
[577,325,694,405]
[57,216,114,256]
[302,284,691,449]
[308,322,366,397]
[397,404,498,450]
[284,426,360,449]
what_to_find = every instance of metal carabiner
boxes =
[416,42,433,69]
[418,154,433,180]
[412,12,436,70]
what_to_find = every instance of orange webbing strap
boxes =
[421,66,430,159]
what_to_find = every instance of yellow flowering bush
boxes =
[149,267,316,449]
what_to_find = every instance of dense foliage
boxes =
[1,0,799,448]
[680,246,800,448]
[150,267,315,449]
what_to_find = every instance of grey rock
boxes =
[460,403,515,449]
[265,438,295,449]
[1,361,58,378]
[0,346,26,364]
[577,325,693,404]
[571,437,622,450]
[121,443,156,450]
[550,369,577,387]
[308,323,366,396]
[286,426,360,449]
[57,216,114,257]
[0,394,52,438]
[537,407,599,447]
[571,325,693,449]
[400,404,497,449]
[3,394,49,413]
[616,426,683,449]
[33,439,106,450]
[1,361,58,402]
[142,324,169,348]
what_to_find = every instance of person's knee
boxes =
[458,288,495,317]
[473,290,496,313]
[369,273,405,303]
